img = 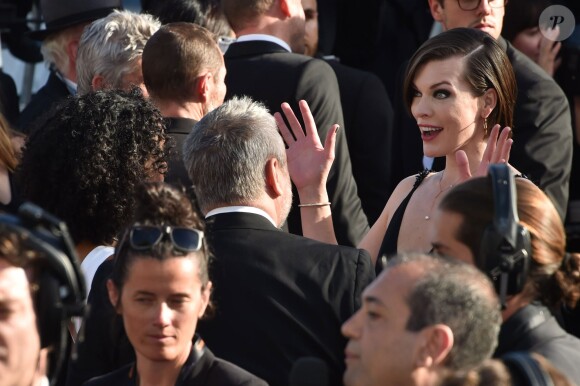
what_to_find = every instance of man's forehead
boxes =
[362,264,421,302]
[0,258,16,271]
[0,262,32,299]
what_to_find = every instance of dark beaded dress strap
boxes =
[375,169,430,274]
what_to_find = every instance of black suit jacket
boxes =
[164,117,197,190]
[495,303,580,385]
[391,38,572,220]
[330,0,432,98]
[198,211,374,386]
[224,40,369,246]
[502,38,572,220]
[18,70,71,134]
[324,57,394,224]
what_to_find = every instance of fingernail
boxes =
[335,125,340,133]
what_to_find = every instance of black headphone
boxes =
[0,202,86,383]
[502,352,555,386]
[479,164,532,307]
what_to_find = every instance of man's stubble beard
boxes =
[288,16,307,54]
[278,172,294,228]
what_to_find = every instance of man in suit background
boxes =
[183,96,375,386]
[142,22,227,189]
[221,0,369,246]
[302,0,394,224]
[18,0,121,133]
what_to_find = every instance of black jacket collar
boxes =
[224,40,289,59]
[205,211,280,232]
[495,303,566,356]
[164,117,198,135]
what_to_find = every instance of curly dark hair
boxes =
[17,89,169,246]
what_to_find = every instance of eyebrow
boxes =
[169,293,192,299]
[362,295,385,307]
[134,291,191,297]
[411,80,452,90]
[429,81,452,89]
[134,291,154,296]
[431,241,443,249]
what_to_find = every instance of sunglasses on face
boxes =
[128,225,204,253]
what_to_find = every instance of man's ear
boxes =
[196,72,212,103]
[265,158,284,197]
[278,0,293,18]
[481,88,498,120]
[91,75,106,91]
[67,38,80,68]
[106,279,121,314]
[199,281,212,318]
[415,324,454,368]
[428,0,445,23]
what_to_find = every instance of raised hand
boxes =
[457,124,513,181]
[274,100,338,193]
[275,100,339,244]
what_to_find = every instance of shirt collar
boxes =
[235,34,292,53]
[54,70,78,95]
[205,206,278,227]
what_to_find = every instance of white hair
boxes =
[40,25,86,75]
[76,10,160,95]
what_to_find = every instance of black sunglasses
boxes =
[128,225,204,253]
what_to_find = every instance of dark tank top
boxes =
[376,170,430,273]
[375,170,528,273]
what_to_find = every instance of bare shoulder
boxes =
[359,171,431,258]
[389,171,430,204]
[394,173,422,192]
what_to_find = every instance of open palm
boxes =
[275,100,337,191]
[456,124,514,181]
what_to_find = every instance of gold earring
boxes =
[483,118,488,136]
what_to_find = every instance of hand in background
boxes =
[456,124,514,180]
[538,27,562,77]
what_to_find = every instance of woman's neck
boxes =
[444,139,487,181]
[135,343,192,386]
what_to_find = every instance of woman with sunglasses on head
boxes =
[82,182,267,386]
